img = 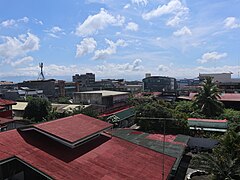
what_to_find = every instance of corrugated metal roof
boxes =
[0,98,16,106]
[188,118,228,129]
[0,116,176,179]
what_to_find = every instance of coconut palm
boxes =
[193,77,224,117]
[191,130,240,179]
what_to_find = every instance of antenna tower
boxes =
[38,62,45,80]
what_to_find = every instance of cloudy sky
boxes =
[0,0,240,82]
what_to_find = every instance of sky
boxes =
[0,0,240,82]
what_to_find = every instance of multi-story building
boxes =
[199,72,240,93]
[143,75,177,92]
[72,73,95,86]
[18,79,56,98]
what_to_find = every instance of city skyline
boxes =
[1,0,240,82]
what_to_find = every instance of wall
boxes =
[73,93,102,105]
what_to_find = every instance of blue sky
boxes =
[0,0,240,82]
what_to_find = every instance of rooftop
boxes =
[0,98,17,106]
[21,114,113,147]
[76,90,129,97]
[0,117,15,125]
[0,115,176,179]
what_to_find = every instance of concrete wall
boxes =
[73,93,102,105]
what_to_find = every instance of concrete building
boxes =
[143,75,177,92]
[18,79,56,98]
[73,90,129,109]
[0,98,16,118]
[199,73,240,93]
[72,73,95,85]
[55,80,80,97]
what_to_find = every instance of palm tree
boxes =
[191,130,240,179]
[193,77,224,117]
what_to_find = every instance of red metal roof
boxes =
[0,117,15,125]
[0,128,176,179]
[0,98,16,106]
[146,134,186,146]
[98,106,133,118]
[179,93,240,102]
[34,114,113,143]
[188,118,227,123]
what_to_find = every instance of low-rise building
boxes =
[0,98,16,118]
[73,90,129,110]
[0,114,177,179]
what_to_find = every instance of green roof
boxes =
[107,107,135,122]
[111,129,189,175]
[188,120,228,129]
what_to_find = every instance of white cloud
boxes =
[197,51,227,64]
[1,19,16,27]
[18,17,29,23]
[132,0,148,6]
[126,22,139,31]
[45,26,65,38]
[76,37,97,58]
[158,65,170,72]
[166,15,181,27]
[124,4,131,9]
[142,0,188,20]
[224,17,240,29]
[0,33,40,59]
[34,18,43,25]
[93,39,127,60]
[97,59,143,73]
[173,26,192,36]
[10,56,33,67]
[75,8,125,37]
[0,17,29,27]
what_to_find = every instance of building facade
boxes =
[143,76,177,92]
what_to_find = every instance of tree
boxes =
[23,97,52,122]
[190,130,240,179]
[193,77,224,117]
[135,100,188,134]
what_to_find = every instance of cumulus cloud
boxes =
[173,26,192,36]
[75,8,125,37]
[45,26,65,38]
[142,0,188,20]
[0,33,40,59]
[197,51,227,64]
[224,17,240,29]
[132,0,148,6]
[93,39,127,60]
[158,65,170,72]
[0,17,29,27]
[76,37,97,58]
[125,22,139,31]
[10,56,33,67]
[97,59,143,73]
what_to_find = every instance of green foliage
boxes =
[23,97,52,122]
[135,100,189,134]
[174,101,205,118]
[57,97,71,104]
[193,77,224,117]
[190,130,240,179]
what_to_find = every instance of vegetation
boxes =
[190,130,240,179]
[193,77,224,117]
[134,99,189,134]
[23,97,52,122]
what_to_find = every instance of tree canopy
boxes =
[23,97,52,122]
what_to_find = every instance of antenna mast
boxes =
[38,62,45,80]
